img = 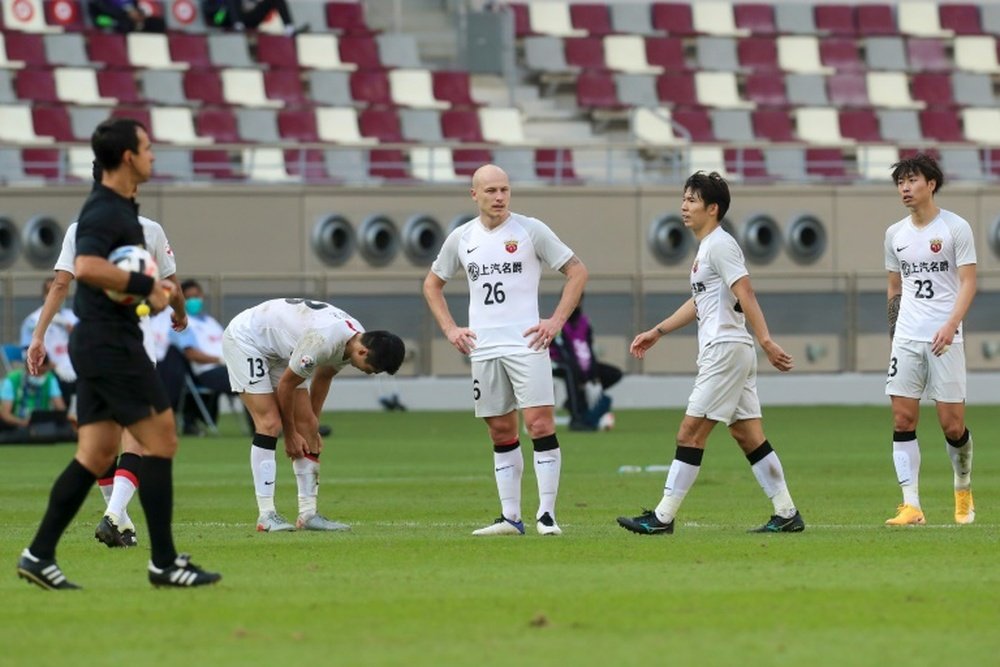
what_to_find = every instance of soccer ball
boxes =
[598,411,616,431]
[105,245,158,305]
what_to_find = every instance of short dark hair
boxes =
[181,279,201,293]
[684,171,730,221]
[362,331,405,375]
[891,153,944,194]
[91,117,145,172]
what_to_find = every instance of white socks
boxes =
[749,449,797,519]
[493,445,524,522]
[946,429,973,491]
[534,447,561,520]
[892,433,922,508]
[293,456,320,518]
[654,458,700,524]
[106,474,137,527]
[251,444,277,514]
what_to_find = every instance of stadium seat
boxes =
[263,69,306,105]
[21,147,61,180]
[953,36,1000,73]
[359,107,403,143]
[140,69,186,106]
[981,5,1000,35]
[283,148,327,182]
[670,107,714,141]
[152,108,209,145]
[410,146,460,182]
[737,37,779,70]
[610,3,657,36]
[222,68,282,108]
[564,37,605,70]
[316,107,376,144]
[764,147,807,181]
[775,3,817,33]
[31,104,73,141]
[55,66,114,105]
[86,32,128,68]
[819,37,864,71]
[14,67,57,102]
[898,1,952,37]
[452,148,491,177]
[615,73,659,107]
[814,4,856,35]
[168,32,210,67]
[325,1,373,34]
[952,72,997,106]
[368,148,411,181]
[0,104,53,144]
[786,73,829,106]
[2,0,55,34]
[349,69,391,105]
[324,147,367,182]
[907,38,950,71]
[235,108,280,143]
[523,36,572,75]
[95,69,139,105]
[939,5,982,35]
[744,72,786,106]
[961,108,1000,143]
[194,106,239,143]
[839,108,882,142]
[431,71,476,107]
[243,147,297,182]
[276,108,319,142]
[576,71,620,109]
[919,109,964,142]
[440,108,483,142]
[68,105,106,140]
[256,34,298,68]
[795,107,849,144]
[655,72,697,106]
[650,3,696,36]
[297,34,356,70]
[308,70,353,106]
[479,107,525,144]
[632,107,687,144]
[183,69,225,106]
[389,69,447,109]
[777,36,833,73]
[605,34,662,74]
[695,36,739,71]
[493,148,540,184]
[711,109,753,142]
[856,144,898,180]
[43,33,87,67]
[193,149,241,181]
[911,73,953,107]
[864,36,907,70]
[695,71,752,108]
[508,3,533,38]
[751,108,795,142]
[152,148,193,181]
[0,33,24,69]
[723,147,767,181]
[571,4,612,36]
[687,146,730,178]
[644,37,687,71]
[529,2,586,37]
[694,1,746,36]
[939,147,984,180]
[733,3,776,34]
[805,147,850,179]
[339,36,381,69]
[535,148,579,183]
[207,33,254,68]
[877,109,922,143]
[399,108,443,143]
[4,30,47,65]
[128,33,185,70]
[827,73,869,107]
[67,144,94,180]
[856,5,896,36]
[867,71,923,108]
[376,33,421,68]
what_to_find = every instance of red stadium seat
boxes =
[4,31,47,65]
[194,107,240,143]
[263,69,305,105]
[939,4,982,35]
[564,37,606,70]
[14,68,57,102]
[535,148,579,183]
[734,4,776,34]
[911,73,954,107]
[283,148,327,182]
[856,5,896,36]
[453,148,491,176]
[339,36,381,69]
[508,3,533,38]
[369,148,410,181]
[671,108,714,141]
[814,5,856,36]
[907,39,950,72]
[256,34,298,68]
[168,32,211,67]
[644,37,687,71]
[325,1,373,34]
[725,147,770,182]
[651,3,696,36]
[751,108,795,142]
[744,72,787,106]
[31,105,73,141]
[193,149,241,180]
[839,108,882,141]
[737,37,779,70]
[570,4,613,36]
[655,72,697,106]
[358,107,403,142]
[86,33,129,67]
[277,109,318,142]
[440,109,483,142]
[920,109,964,142]
[97,69,141,104]
[183,68,225,105]
[111,106,151,132]
[431,71,476,107]
[827,73,869,106]
[349,69,391,105]
[819,38,864,70]
[576,71,620,108]
[22,148,62,180]
[805,147,849,179]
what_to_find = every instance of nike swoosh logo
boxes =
[248,379,263,385]
[264,480,274,486]
[466,247,478,254]
[495,464,513,472]
[896,246,908,252]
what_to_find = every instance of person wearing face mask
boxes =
[0,353,73,444]
[170,279,233,435]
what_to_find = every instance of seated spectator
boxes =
[20,278,77,406]
[89,0,166,32]
[201,0,308,35]
[171,280,235,435]
[549,294,623,431]
[0,354,74,444]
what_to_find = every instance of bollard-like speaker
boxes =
[402,214,444,266]
[358,214,399,267]
[0,216,21,270]
[739,213,781,264]
[785,214,827,265]
[311,214,356,267]
[22,215,63,268]
[647,214,691,265]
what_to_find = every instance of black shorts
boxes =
[70,322,170,426]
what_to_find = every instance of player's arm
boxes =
[308,366,336,419]
[276,368,309,458]
[26,270,74,375]
[165,275,187,332]
[423,271,477,355]
[629,298,697,360]
[527,255,589,351]
[731,276,793,372]
[0,396,28,427]
[75,255,174,310]
[887,271,902,340]
[932,264,976,355]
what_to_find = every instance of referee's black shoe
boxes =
[148,553,221,588]
[16,549,81,590]
[616,509,674,535]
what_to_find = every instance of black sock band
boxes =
[947,428,970,448]
[29,459,96,560]
[746,440,774,465]
[674,445,704,467]
[138,456,177,569]
[494,440,520,454]
[893,430,917,442]
[117,452,142,476]
[252,433,278,450]
[532,434,559,452]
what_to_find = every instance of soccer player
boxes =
[16,118,220,589]
[222,298,405,532]
[884,153,977,526]
[25,165,187,549]
[423,164,588,536]
[617,171,805,535]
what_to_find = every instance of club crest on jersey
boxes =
[504,239,518,254]
[299,355,316,370]
[929,238,943,253]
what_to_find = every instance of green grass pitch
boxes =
[2,405,999,666]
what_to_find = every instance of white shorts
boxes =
[686,341,761,426]
[222,328,311,394]
[471,352,555,418]
[885,338,966,403]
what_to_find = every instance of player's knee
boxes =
[941,420,966,442]
[253,412,282,436]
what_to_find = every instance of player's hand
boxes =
[931,326,955,356]
[524,320,559,351]
[762,339,794,372]
[629,329,661,359]
[25,339,46,375]
[284,431,309,459]
[171,310,188,332]
[447,326,477,355]
[148,280,174,313]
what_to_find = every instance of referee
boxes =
[17,118,220,589]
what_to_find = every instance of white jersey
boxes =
[430,212,574,361]
[691,226,753,353]
[20,305,78,383]
[884,208,976,343]
[224,298,363,379]
[57,217,178,363]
